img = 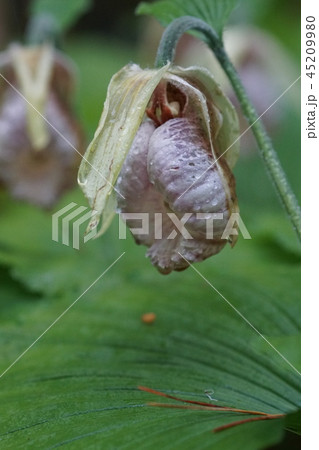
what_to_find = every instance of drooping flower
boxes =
[0,44,84,208]
[78,63,240,273]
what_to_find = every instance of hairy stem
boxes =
[156,16,301,239]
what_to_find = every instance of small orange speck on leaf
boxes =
[141,312,156,324]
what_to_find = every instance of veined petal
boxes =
[162,67,239,241]
[78,63,170,235]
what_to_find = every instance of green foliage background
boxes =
[0,0,300,448]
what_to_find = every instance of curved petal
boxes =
[78,63,170,235]
[163,67,239,235]
[169,65,240,169]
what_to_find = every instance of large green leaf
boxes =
[136,0,238,37]
[0,268,300,447]
[0,189,300,448]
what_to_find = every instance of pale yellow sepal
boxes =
[11,44,53,150]
[78,63,170,236]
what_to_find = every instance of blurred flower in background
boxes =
[0,43,84,208]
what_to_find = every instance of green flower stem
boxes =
[156,16,301,239]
